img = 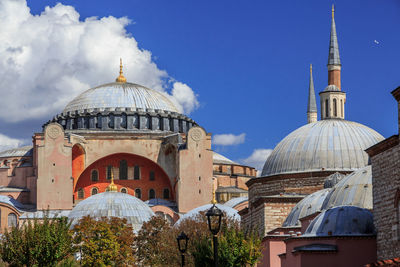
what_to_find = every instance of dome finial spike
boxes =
[107,168,118,192]
[116,58,127,83]
[211,181,217,204]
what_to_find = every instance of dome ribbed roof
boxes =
[261,119,383,177]
[0,146,33,158]
[304,206,375,237]
[321,165,372,210]
[68,192,155,232]
[63,82,180,114]
[283,189,330,227]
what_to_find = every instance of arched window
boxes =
[121,188,127,194]
[325,99,329,117]
[119,160,128,180]
[163,188,170,199]
[134,165,140,180]
[333,99,337,117]
[91,170,98,181]
[135,188,142,199]
[8,213,17,228]
[106,165,112,180]
[77,188,84,199]
[341,99,343,116]
[149,189,156,199]
[91,187,98,195]
[149,171,155,181]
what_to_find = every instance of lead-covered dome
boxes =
[321,165,372,210]
[304,206,375,236]
[175,204,240,225]
[261,119,383,176]
[63,82,180,114]
[68,192,155,232]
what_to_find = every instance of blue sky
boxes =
[0,0,399,170]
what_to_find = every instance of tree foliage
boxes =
[135,212,262,267]
[72,216,135,266]
[0,215,74,267]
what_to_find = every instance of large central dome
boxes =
[261,119,383,177]
[63,82,180,114]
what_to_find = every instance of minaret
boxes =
[327,4,341,89]
[307,64,318,123]
[319,5,346,120]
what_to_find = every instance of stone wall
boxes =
[369,138,400,260]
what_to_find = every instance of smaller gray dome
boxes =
[321,165,372,210]
[324,172,345,188]
[324,84,340,91]
[304,206,375,236]
[68,192,155,232]
[213,152,238,165]
[283,189,330,227]
[175,204,240,225]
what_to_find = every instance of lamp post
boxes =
[206,203,223,267]
[177,231,189,267]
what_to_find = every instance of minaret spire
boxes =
[320,5,346,120]
[327,4,341,89]
[307,64,317,123]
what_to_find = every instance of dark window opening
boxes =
[325,99,329,117]
[121,188,127,194]
[119,160,128,180]
[91,187,98,195]
[134,165,140,180]
[149,171,155,181]
[106,165,112,180]
[78,188,84,199]
[91,170,98,181]
[333,99,337,117]
[149,189,156,199]
[163,188,170,199]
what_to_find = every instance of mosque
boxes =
[0,4,399,267]
[0,57,254,228]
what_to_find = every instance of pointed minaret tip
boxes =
[307,64,317,123]
[332,4,335,19]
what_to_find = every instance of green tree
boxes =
[72,216,135,266]
[0,215,74,267]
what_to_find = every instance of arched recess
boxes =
[72,144,85,190]
[74,153,174,203]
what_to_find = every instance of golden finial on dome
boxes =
[332,4,335,19]
[211,181,217,204]
[310,63,312,74]
[116,58,127,83]
[107,168,118,192]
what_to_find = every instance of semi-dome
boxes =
[68,192,155,232]
[304,206,375,236]
[63,82,180,114]
[0,146,33,158]
[282,189,330,227]
[261,119,383,176]
[321,165,372,210]
[175,204,240,225]
[224,197,248,208]
[213,151,238,165]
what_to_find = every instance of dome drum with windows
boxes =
[45,59,197,133]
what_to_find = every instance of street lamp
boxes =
[206,203,223,267]
[177,231,189,267]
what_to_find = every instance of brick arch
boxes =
[74,153,174,202]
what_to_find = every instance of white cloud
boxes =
[240,149,273,175]
[171,82,199,113]
[0,0,199,122]
[212,133,246,146]
[0,133,25,152]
